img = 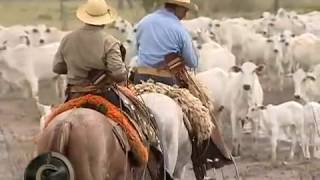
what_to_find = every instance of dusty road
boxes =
[1,81,320,180]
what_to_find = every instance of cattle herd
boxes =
[1,8,320,167]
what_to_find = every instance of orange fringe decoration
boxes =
[44,94,148,166]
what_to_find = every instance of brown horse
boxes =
[37,108,164,180]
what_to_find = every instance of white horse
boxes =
[140,93,192,179]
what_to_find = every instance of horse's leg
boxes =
[173,115,192,179]
[141,93,183,177]
[160,115,179,177]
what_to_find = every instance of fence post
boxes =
[273,0,280,13]
[60,0,67,30]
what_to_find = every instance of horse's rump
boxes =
[37,108,130,180]
[43,94,149,166]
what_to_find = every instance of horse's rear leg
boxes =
[173,119,192,179]
[38,117,128,180]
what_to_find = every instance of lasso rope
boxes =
[133,81,215,142]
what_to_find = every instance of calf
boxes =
[246,101,305,163]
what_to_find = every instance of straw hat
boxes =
[165,0,198,11]
[76,0,117,25]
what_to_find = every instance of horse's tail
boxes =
[51,119,72,154]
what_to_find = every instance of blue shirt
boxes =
[136,8,198,68]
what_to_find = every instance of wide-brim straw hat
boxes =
[165,0,198,11]
[76,0,117,25]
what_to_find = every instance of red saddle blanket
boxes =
[43,94,148,166]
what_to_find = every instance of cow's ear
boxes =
[259,105,266,110]
[45,28,51,33]
[32,28,39,33]
[266,39,273,43]
[306,74,316,81]
[230,66,242,73]
[255,64,265,75]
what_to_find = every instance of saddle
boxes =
[65,68,162,157]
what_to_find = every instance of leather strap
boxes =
[67,85,97,93]
[135,67,172,78]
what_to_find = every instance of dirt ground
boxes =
[1,79,320,180]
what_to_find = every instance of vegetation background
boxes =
[0,0,320,30]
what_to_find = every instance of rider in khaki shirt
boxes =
[53,0,127,102]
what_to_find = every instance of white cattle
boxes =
[181,16,213,37]
[282,33,320,71]
[291,68,320,102]
[197,42,236,72]
[0,24,58,47]
[24,24,49,46]
[241,34,285,90]
[196,62,264,156]
[44,27,70,44]
[0,26,30,47]
[209,20,253,53]
[196,68,229,110]
[303,102,320,159]
[246,101,305,163]
[264,8,306,36]
[195,31,235,72]
[0,43,64,101]
[112,17,133,34]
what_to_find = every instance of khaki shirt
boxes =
[53,24,127,85]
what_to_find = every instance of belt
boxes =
[135,67,172,78]
[67,84,97,93]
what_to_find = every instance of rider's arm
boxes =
[53,38,67,74]
[104,35,127,83]
[180,30,198,68]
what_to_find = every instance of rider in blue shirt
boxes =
[134,0,198,85]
